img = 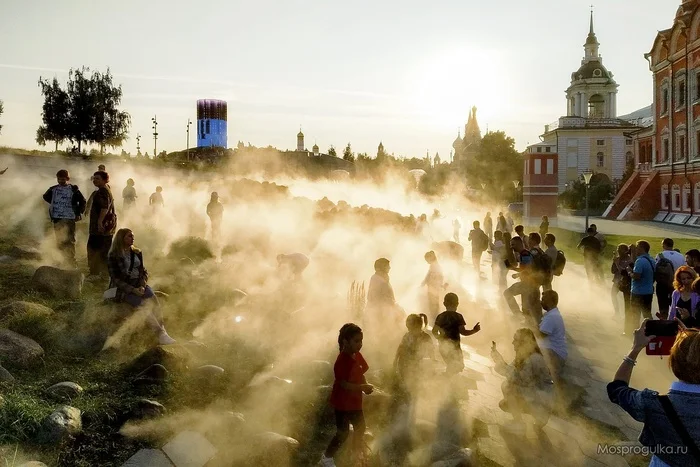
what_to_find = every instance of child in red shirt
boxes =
[319,323,373,467]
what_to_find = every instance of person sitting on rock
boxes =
[491,328,553,433]
[107,228,175,346]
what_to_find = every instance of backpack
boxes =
[530,247,553,284]
[552,250,567,276]
[472,230,489,252]
[654,254,675,287]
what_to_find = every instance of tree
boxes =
[0,99,3,135]
[38,67,130,153]
[328,145,337,157]
[559,175,613,211]
[463,131,523,202]
[342,143,355,162]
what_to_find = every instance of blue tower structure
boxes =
[197,99,227,148]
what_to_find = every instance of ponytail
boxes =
[338,323,362,351]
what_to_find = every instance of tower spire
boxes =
[584,5,600,61]
[589,5,594,35]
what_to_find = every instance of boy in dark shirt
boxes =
[432,293,481,375]
[577,227,603,282]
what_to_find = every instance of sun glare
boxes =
[407,46,509,128]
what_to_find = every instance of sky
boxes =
[0,0,681,158]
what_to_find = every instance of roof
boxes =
[618,105,653,127]
[571,59,614,81]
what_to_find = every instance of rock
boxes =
[121,449,173,467]
[47,382,83,401]
[0,365,15,383]
[135,364,169,383]
[125,346,192,376]
[131,399,166,419]
[162,431,217,467]
[31,266,83,299]
[194,365,225,378]
[17,462,49,467]
[0,329,44,368]
[38,405,82,444]
[247,374,294,391]
[0,301,53,321]
[9,246,41,260]
[248,432,300,464]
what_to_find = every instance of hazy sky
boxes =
[0,0,680,158]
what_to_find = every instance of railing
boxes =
[637,162,652,173]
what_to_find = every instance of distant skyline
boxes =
[0,0,680,158]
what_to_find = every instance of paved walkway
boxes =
[451,255,672,466]
[556,215,700,239]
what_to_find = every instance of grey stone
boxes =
[38,405,82,444]
[162,431,217,467]
[194,365,225,378]
[0,329,44,368]
[17,462,49,467]
[132,399,166,419]
[0,301,53,320]
[121,449,173,467]
[31,266,83,299]
[47,382,83,401]
[251,432,300,461]
[0,365,15,383]
[9,246,41,260]
[135,364,169,383]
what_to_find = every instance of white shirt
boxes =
[539,307,567,360]
[655,250,686,272]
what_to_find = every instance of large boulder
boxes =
[0,329,44,368]
[46,382,83,402]
[125,346,192,376]
[37,405,82,444]
[0,301,53,321]
[31,266,83,299]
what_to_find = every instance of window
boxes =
[524,160,529,175]
[534,159,542,174]
[205,120,210,134]
[683,184,691,211]
[596,152,605,168]
[663,138,670,162]
[696,71,700,101]
[662,185,669,209]
[567,153,578,168]
[597,139,605,146]
[545,147,551,153]
[696,130,700,158]
[593,69,602,77]
[536,146,542,153]
[695,182,700,211]
[678,80,687,107]
[662,87,669,114]
[546,159,554,174]
[672,185,681,211]
[679,135,687,160]
[626,139,633,146]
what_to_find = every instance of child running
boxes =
[432,293,481,375]
[319,323,373,467]
[393,314,435,400]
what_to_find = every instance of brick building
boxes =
[605,0,700,227]
[523,143,559,226]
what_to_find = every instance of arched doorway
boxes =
[588,94,606,119]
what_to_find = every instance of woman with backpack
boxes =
[611,244,633,324]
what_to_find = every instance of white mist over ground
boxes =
[0,152,669,466]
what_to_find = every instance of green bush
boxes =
[167,236,214,264]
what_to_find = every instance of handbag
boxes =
[658,394,700,463]
[102,195,117,233]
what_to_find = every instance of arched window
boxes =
[662,185,669,209]
[672,184,681,211]
[683,183,691,211]
[593,69,602,77]
[588,94,606,119]
[596,152,605,168]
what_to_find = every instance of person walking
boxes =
[655,238,686,319]
[503,236,539,323]
[496,212,508,234]
[484,212,493,244]
[206,192,224,243]
[626,241,654,336]
[539,216,549,239]
[122,178,137,210]
[421,251,446,324]
[87,170,116,281]
[468,220,489,274]
[42,169,86,267]
[577,228,603,284]
[452,218,461,244]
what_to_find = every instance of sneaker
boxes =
[318,454,336,467]
[158,331,176,345]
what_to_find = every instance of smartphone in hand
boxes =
[645,320,678,356]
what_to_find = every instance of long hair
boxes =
[674,266,698,292]
[406,313,427,331]
[108,228,140,257]
[513,328,541,369]
[338,323,362,351]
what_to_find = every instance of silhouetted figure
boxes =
[483,212,493,243]
[206,192,224,243]
[42,169,86,267]
[421,251,446,323]
[87,170,116,281]
[149,186,164,210]
[122,178,137,210]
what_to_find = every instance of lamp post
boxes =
[136,133,141,156]
[186,119,192,162]
[512,180,520,201]
[583,170,594,231]
[151,116,158,158]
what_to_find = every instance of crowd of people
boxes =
[39,167,700,466]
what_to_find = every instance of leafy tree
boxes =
[38,67,130,153]
[559,175,613,211]
[0,99,3,135]
[464,130,523,202]
[328,145,337,157]
[342,143,355,162]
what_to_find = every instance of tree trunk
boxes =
[54,141,58,153]
[77,140,81,153]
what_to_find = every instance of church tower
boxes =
[565,11,619,119]
[297,127,305,152]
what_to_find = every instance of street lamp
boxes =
[151,116,158,158]
[136,133,141,156]
[186,119,192,162]
[582,170,594,231]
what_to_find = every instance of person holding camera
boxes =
[608,319,700,466]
